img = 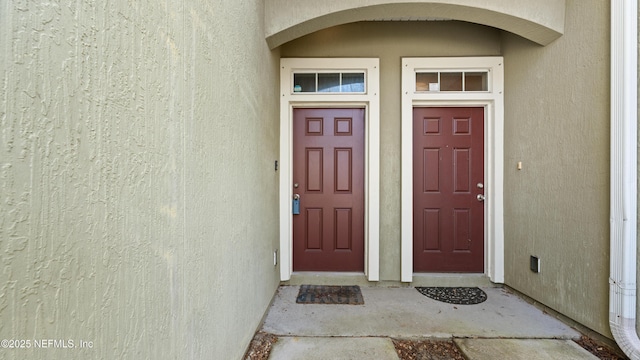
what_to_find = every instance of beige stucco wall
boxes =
[502,0,610,337]
[281,21,501,281]
[0,1,280,359]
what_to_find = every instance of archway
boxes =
[265,0,565,48]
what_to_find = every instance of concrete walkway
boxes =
[261,285,597,359]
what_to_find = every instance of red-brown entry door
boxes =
[293,108,365,271]
[413,107,484,272]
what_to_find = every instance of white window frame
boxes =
[401,57,505,283]
[279,58,380,281]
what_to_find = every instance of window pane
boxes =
[294,73,316,92]
[440,72,463,91]
[465,72,488,91]
[341,73,365,92]
[416,72,439,91]
[318,73,340,92]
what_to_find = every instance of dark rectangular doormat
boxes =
[296,285,364,305]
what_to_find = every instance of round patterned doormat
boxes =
[416,287,487,305]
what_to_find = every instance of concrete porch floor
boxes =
[260,285,598,359]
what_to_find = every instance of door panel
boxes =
[334,148,352,192]
[306,149,323,192]
[306,209,323,250]
[293,108,365,271]
[413,107,484,272]
[422,209,440,251]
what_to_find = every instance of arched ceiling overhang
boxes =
[265,0,565,49]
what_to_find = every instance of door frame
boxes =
[279,58,380,281]
[401,57,505,283]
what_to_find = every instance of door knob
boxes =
[477,194,485,202]
[293,193,300,200]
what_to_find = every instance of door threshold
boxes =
[283,272,369,286]
[410,273,495,287]
[282,272,495,288]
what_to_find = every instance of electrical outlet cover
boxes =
[530,256,540,273]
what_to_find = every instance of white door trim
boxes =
[279,58,380,281]
[401,57,505,283]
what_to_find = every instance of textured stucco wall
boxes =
[0,1,280,359]
[502,0,610,337]
[281,21,501,281]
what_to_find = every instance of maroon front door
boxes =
[293,108,365,271]
[413,107,484,272]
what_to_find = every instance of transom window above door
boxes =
[416,71,489,92]
[292,71,366,94]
